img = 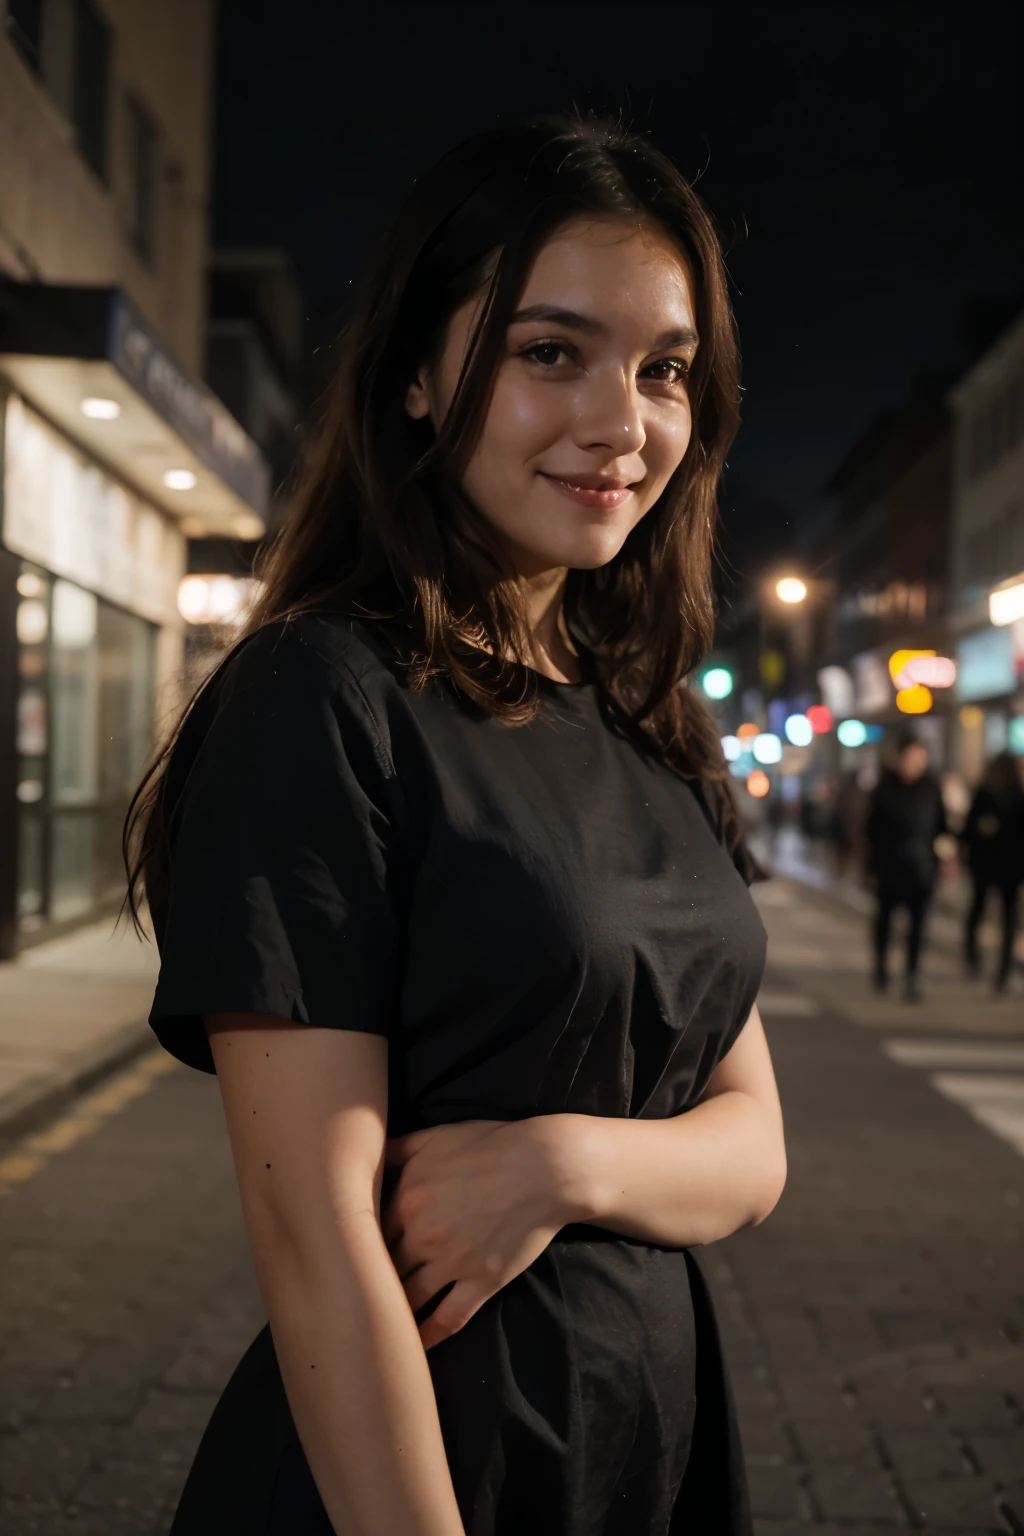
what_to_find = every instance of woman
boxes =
[962,751,1024,991]
[127,115,785,1536]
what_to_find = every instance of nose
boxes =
[573,368,646,460]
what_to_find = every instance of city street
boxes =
[0,877,1022,1535]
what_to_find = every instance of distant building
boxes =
[179,248,306,685]
[0,0,269,954]
[803,374,956,784]
[947,306,1024,781]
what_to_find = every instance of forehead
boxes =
[518,218,695,329]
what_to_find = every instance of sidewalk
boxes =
[753,826,1024,974]
[0,917,159,1144]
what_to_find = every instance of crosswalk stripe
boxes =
[929,1073,1024,1157]
[757,991,822,1018]
[882,1039,1024,1072]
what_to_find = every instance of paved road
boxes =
[0,880,1022,1534]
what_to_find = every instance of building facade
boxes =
[0,0,269,954]
[947,307,1024,783]
[815,375,955,775]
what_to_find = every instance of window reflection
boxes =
[15,563,155,930]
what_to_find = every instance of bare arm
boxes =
[556,1004,787,1246]
[207,1016,464,1536]
[387,1007,785,1344]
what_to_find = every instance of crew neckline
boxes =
[531,668,593,694]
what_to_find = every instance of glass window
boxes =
[50,810,97,923]
[51,580,100,807]
[128,97,160,265]
[72,0,110,180]
[5,0,43,71]
[16,562,156,932]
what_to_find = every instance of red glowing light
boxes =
[806,705,833,735]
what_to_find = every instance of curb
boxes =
[0,1019,156,1145]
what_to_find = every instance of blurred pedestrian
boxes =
[866,732,947,1000]
[961,752,1024,991]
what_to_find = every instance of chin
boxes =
[561,525,637,571]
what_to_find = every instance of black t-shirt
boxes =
[150,614,767,1132]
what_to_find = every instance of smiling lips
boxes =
[541,473,637,509]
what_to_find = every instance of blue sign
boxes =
[956,627,1015,702]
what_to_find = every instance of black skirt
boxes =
[169,1242,751,1536]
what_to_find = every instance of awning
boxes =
[0,281,269,537]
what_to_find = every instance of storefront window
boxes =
[15,563,156,931]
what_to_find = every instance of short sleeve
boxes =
[149,624,405,1072]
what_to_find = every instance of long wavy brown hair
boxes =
[126,113,751,929]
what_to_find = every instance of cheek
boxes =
[476,372,566,472]
[645,404,693,488]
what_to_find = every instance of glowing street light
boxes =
[746,769,771,798]
[784,713,813,747]
[752,732,783,764]
[701,666,734,700]
[776,577,808,604]
[837,719,868,748]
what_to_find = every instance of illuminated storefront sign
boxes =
[955,625,1024,702]
[2,396,184,626]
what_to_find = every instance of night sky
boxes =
[213,3,1023,570]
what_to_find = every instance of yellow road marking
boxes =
[0,1050,179,1195]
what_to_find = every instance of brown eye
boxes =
[643,358,690,384]
[521,342,568,367]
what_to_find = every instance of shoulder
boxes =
[167,614,409,811]
[221,612,401,702]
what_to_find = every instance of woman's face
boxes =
[406,218,699,578]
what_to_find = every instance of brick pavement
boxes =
[0,879,1021,1533]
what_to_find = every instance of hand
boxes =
[383,1118,577,1349]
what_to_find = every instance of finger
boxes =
[403,1263,447,1314]
[420,1280,490,1350]
[388,1233,423,1278]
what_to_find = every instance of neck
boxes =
[518,566,580,684]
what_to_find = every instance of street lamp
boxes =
[775,577,808,604]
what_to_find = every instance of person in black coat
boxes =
[866,733,948,1000]
[961,751,1024,992]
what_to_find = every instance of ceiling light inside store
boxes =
[990,579,1024,627]
[80,396,121,420]
[776,577,808,604]
[163,469,197,491]
[16,599,48,646]
[177,574,262,627]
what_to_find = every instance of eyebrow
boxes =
[510,304,698,350]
